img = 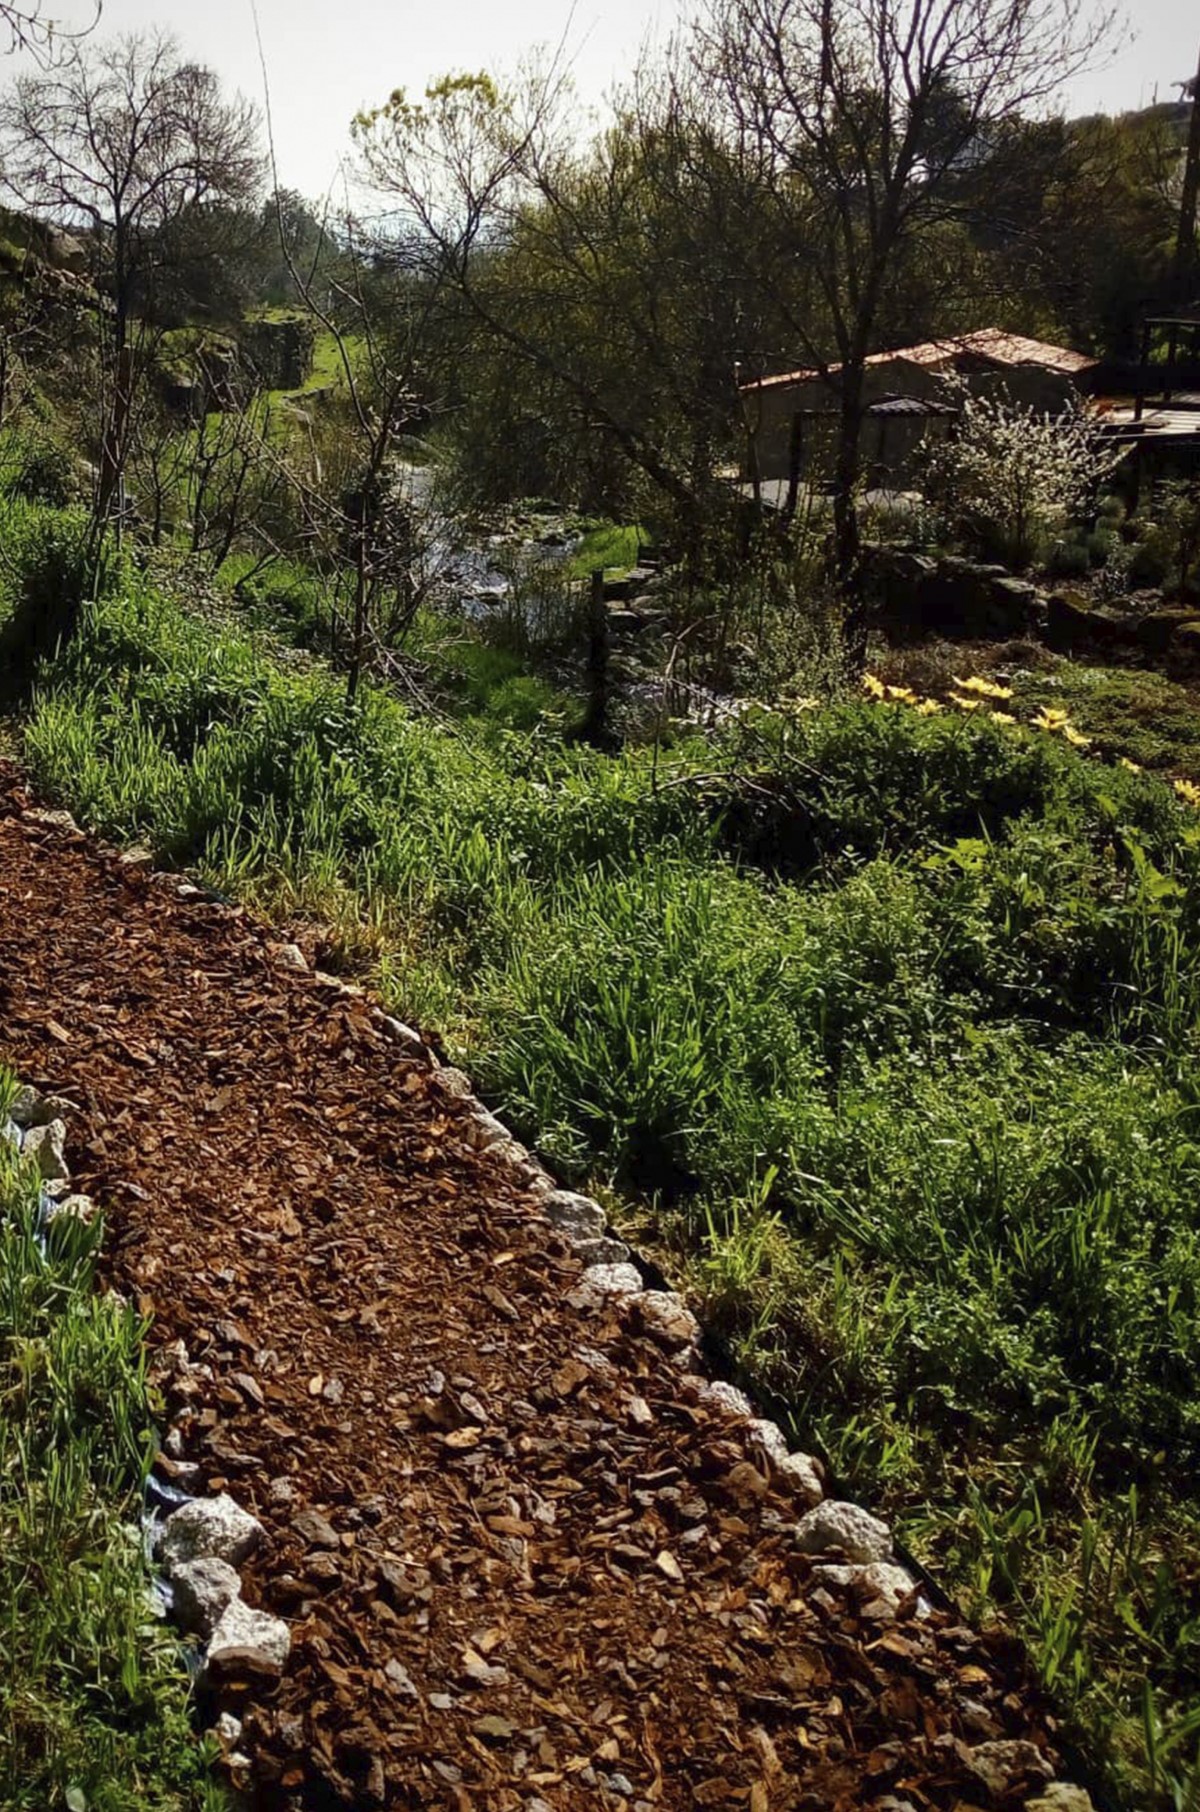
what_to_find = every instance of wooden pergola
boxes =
[1133,312,1200,421]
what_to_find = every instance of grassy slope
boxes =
[7,511,1200,1808]
[0,1069,219,1811]
[879,637,1200,781]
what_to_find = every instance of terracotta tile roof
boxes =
[742,329,1097,393]
[960,329,1098,374]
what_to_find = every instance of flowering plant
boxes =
[922,380,1124,570]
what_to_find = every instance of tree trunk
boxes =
[96,343,133,534]
[833,379,868,670]
[583,567,610,747]
[783,410,804,523]
[1174,41,1200,297]
[347,507,367,704]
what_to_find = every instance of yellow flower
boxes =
[884,684,918,704]
[949,693,983,712]
[914,698,942,716]
[1032,708,1070,732]
[862,672,886,699]
[1062,724,1092,749]
[1118,757,1142,773]
[1173,777,1200,808]
[788,695,821,712]
[989,711,1017,726]
[954,674,1014,701]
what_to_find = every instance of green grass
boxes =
[10,526,1200,1808]
[276,328,363,398]
[0,1066,223,1811]
[564,520,644,578]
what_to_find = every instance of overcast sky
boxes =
[21,0,1200,200]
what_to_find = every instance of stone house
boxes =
[739,329,1100,489]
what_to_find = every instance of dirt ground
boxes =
[0,767,1075,1810]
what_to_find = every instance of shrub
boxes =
[0,506,116,694]
[922,383,1124,570]
[1044,538,1092,579]
[1128,537,1170,589]
[0,429,77,506]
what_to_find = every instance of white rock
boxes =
[1,1119,20,1149]
[214,1711,243,1748]
[567,1262,642,1306]
[776,1451,825,1506]
[794,1500,892,1563]
[813,1561,918,1616]
[1027,1786,1095,1812]
[693,1378,754,1418]
[963,1740,1053,1797]
[10,1086,44,1128]
[204,1597,291,1680]
[742,1421,823,1503]
[466,1110,521,1154]
[571,1236,632,1266]
[159,1493,264,1572]
[631,1290,701,1351]
[434,1067,474,1099]
[43,1193,98,1228]
[23,807,78,833]
[10,1086,71,1129]
[313,970,363,997]
[22,1119,69,1182]
[272,941,308,971]
[746,1418,790,1466]
[170,1556,243,1636]
[542,1190,607,1241]
[119,843,154,869]
[379,1014,427,1053]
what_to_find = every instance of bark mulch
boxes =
[0,767,1073,1811]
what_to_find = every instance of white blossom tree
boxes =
[921,381,1124,568]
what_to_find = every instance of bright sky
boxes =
[21,0,1200,201]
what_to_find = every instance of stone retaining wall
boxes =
[863,544,1200,669]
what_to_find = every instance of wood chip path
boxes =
[0,767,1073,1810]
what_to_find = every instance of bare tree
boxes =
[0,0,97,66]
[0,30,262,523]
[697,0,1116,632]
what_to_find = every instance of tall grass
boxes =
[0,1066,222,1811]
[17,555,1200,1809]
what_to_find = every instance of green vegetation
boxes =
[0,1066,220,1811]
[879,641,1200,781]
[564,521,644,578]
[299,329,363,395]
[10,520,1200,1806]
